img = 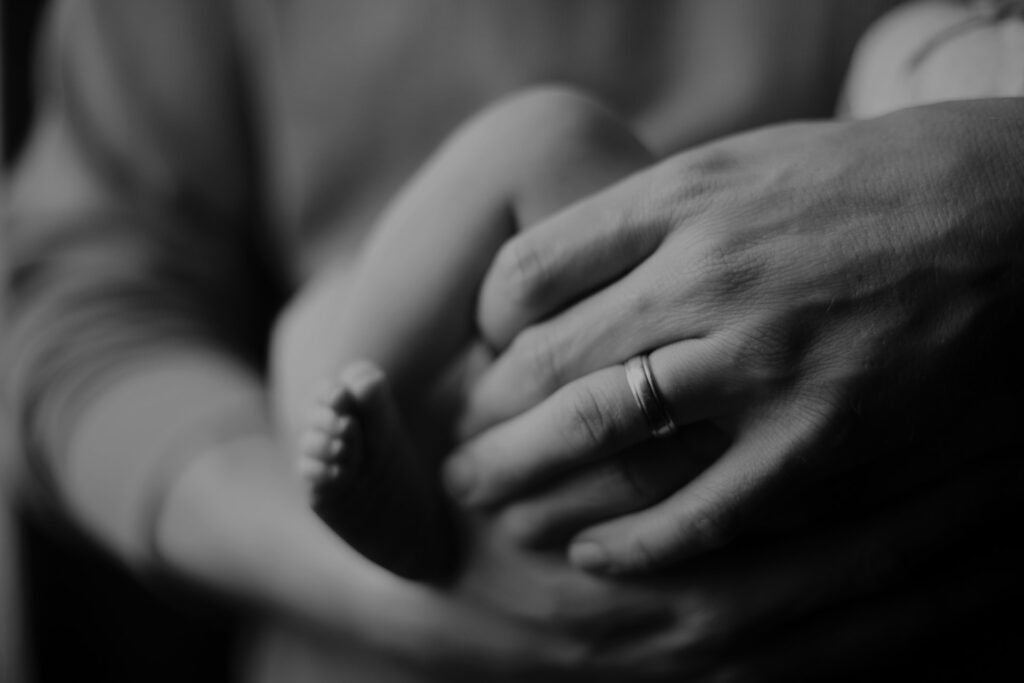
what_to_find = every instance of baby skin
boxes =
[276,3,1024,583]
[274,88,655,581]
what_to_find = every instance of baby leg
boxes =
[299,87,655,580]
[332,87,655,395]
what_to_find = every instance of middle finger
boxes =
[493,423,728,547]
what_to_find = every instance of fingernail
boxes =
[569,541,611,573]
[444,458,476,503]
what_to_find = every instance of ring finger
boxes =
[445,339,741,508]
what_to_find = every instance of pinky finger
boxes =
[568,410,815,574]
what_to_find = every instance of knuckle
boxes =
[684,144,738,178]
[621,531,665,573]
[559,381,620,450]
[719,321,797,396]
[621,279,663,321]
[493,238,553,310]
[660,151,723,210]
[695,233,768,302]
[509,326,563,396]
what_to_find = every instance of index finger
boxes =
[447,339,739,508]
[477,167,667,350]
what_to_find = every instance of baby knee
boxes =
[482,85,642,167]
[488,86,618,138]
[465,86,653,222]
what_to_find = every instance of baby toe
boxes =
[298,456,331,482]
[333,423,365,470]
[309,405,341,433]
[314,376,342,406]
[300,429,333,461]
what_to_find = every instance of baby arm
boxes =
[272,87,654,580]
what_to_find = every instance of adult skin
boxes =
[446,99,1024,676]
[10,0,1020,680]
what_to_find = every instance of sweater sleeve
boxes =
[3,0,281,561]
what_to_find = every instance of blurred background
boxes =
[2,2,233,681]
[2,3,42,680]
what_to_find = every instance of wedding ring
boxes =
[624,354,677,438]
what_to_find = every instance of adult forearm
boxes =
[48,347,422,654]
[150,404,407,642]
[55,350,269,562]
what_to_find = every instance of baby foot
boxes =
[298,384,362,498]
[301,360,457,581]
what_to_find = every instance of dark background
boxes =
[3,0,44,164]
[4,2,234,681]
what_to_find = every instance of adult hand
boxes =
[446,99,1024,574]
[585,453,1024,682]
[424,451,1023,681]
